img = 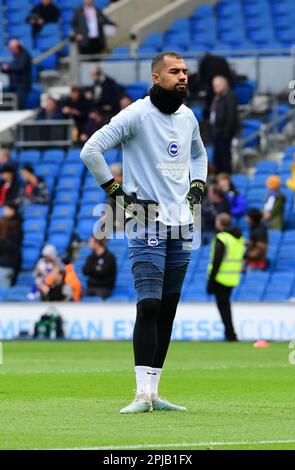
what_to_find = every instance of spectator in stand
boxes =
[37,97,63,120]
[1,39,32,109]
[45,257,82,301]
[91,66,124,115]
[83,237,116,298]
[0,149,16,171]
[19,164,49,206]
[0,203,22,286]
[39,264,73,301]
[245,208,268,270]
[210,76,239,174]
[118,94,133,110]
[61,87,91,139]
[0,164,20,207]
[27,0,60,38]
[263,176,285,231]
[72,0,116,55]
[199,53,234,118]
[217,173,246,218]
[201,184,231,244]
[28,244,59,300]
[80,109,106,143]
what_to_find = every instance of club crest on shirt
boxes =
[148,237,159,247]
[167,141,180,157]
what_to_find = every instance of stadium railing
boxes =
[16,119,74,149]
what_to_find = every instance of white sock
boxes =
[135,366,153,397]
[150,368,163,396]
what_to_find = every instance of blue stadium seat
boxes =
[23,205,49,219]
[50,204,77,220]
[65,148,82,162]
[255,160,278,174]
[6,286,31,302]
[234,80,256,105]
[231,174,249,193]
[281,230,295,245]
[60,162,84,177]
[55,191,80,205]
[24,84,43,109]
[0,287,8,301]
[81,189,106,205]
[21,245,41,270]
[125,82,149,101]
[57,176,81,191]
[78,204,96,219]
[76,219,95,241]
[48,219,75,235]
[249,173,269,188]
[241,119,262,147]
[141,32,164,48]
[35,162,60,179]
[22,232,45,245]
[43,149,65,163]
[15,271,34,287]
[83,175,102,191]
[46,233,71,255]
[23,218,47,234]
[18,150,41,165]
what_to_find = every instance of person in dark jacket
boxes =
[210,76,239,174]
[83,236,116,298]
[19,164,49,206]
[79,109,106,143]
[39,264,73,301]
[72,0,116,54]
[245,208,268,270]
[37,96,63,120]
[0,164,20,207]
[199,53,234,118]
[91,66,124,114]
[263,175,285,231]
[207,213,244,341]
[217,173,246,218]
[0,203,22,286]
[61,87,91,137]
[201,184,231,244]
[27,0,60,38]
[1,39,32,109]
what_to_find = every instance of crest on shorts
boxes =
[148,237,158,247]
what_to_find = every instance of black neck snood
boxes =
[149,84,188,114]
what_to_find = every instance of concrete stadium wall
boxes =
[105,0,173,48]
[0,302,295,341]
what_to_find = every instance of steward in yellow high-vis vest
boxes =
[207,213,245,341]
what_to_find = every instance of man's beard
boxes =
[149,84,189,114]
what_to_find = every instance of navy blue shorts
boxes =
[127,224,193,302]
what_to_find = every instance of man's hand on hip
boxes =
[105,182,158,225]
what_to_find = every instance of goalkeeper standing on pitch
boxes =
[81,52,207,413]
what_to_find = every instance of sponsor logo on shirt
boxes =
[167,141,180,157]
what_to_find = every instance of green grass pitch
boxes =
[0,340,294,450]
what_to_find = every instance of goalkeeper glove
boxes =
[186,180,205,216]
[105,181,158,225]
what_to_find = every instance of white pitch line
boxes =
[61,439,295,450]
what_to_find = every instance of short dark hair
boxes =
[21,164,35,174]
[151,51,183,71]
[246,208,262,224]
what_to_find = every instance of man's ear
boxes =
[152,72,160,85]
